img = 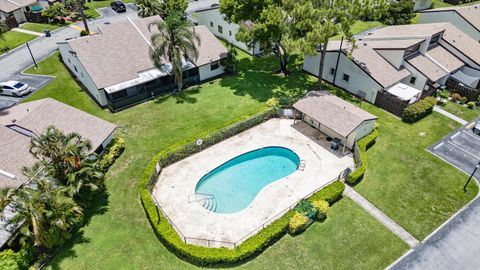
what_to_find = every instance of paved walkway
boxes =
[344,186,419,248]
[434,106,468,125]
[11,28,43,36]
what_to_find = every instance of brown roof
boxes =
[426,44,464,72]
[0,0,35,12]
[0,98,117,151]
[421,4,480,31]
[406,53,448,82]
[0,126,36,189]
[441,23,480,66]
[63,16,228,89]
[293,91,377,138]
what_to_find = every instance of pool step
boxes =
[298,160,306,171]
[195,193,217,212]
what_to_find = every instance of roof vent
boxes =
[11,119,16,123]
[0,169,16,180]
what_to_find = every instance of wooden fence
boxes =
[374,90,410,117]
[4,16,18,30]
[446,79,480,102]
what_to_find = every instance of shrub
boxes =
[459,96,468,105]
[312,200,329,220]
[467,101,476,109]
[288,212,309,235]
[450,93,461,102]
[310,181,345,204]
[0,247,33,270]
[437,89,450,99]
[347,128,379,184]
[402,97,437,123]
[266,97,280,108]
[98,137,125,171]
[80,30,90,36]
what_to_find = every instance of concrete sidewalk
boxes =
[434,106,468,125]
[11,28,43,36]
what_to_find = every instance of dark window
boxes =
[211,60,220,70]
[13,82,24,88]
[409,76,417,85]
[229,30,232,36]
[73,65,78,72]
[68,58,71,63]
[430,33,441,44]
[342,73,350,82]
[111,90,128,100]
[404,43,421,57]
[218,25,223,34]
[81,73,84,78]
[330,68,335,75]
[145,80,156,87]
[210,21,214,28]
[160,75,172,85]
[189,68,199,77]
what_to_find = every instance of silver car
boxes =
[473,121,480,135]
[0,81,32,97]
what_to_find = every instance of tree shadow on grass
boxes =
[154,87,201,105]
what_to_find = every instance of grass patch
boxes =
[19,22,63,33]
[0,31,37,55]
[331,20,384,40]
[440,102,479,122]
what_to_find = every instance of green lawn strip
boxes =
[440,102,479,122]
[19,22,63,33]
[331,20,384,40]
[0,31,37,54]
[354,103,479,239]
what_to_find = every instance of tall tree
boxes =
[377,0,415,25]
[7,177,83,250]
[149,12,199,92]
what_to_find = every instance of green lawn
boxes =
[0,31,37,55]
[84,0,135,18]
[19,22,64,33]
[440,102,480,122]
[331,21,384,40]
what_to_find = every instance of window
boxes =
[73,65,78,73]
[229,30,232,36]
[210,60,220,71]
[430,33,441,45]
[68,58,71,63]
[111,90,128,100]
[409,76,417,85]
[330,68,335,75]
[81,73,84,78]
[210,21,214,28]
[218,25,223,34]
[404,43,421,57]
[160,75,172,85]
[342,73,350,82]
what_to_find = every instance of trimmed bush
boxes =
[450,93,461,102]
[309,181,345,204]
[0,248,33,270]
[347,128,379,184]
[98,137,125,171]
[266,97,280,108]
[402,97,437,123]
[312,200,329,220]
[467,101,476,109]
[80,30,90,36]
[288,212,309,234]
[460,96,468,105]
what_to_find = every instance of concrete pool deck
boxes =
[152,119,354,248]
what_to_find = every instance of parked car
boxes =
[0,81,31,97]
[473,121,480,135]
[111,1,126,12]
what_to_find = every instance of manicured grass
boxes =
[19,22,64,33]
[0,31,37,55]
[440,102,480,122]
[331,20,384,40]
[354,103,478,239]
[431,0,453,8]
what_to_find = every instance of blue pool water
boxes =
[195,146,300,214]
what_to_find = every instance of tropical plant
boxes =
[42,3,68,21]
[0,20,8,40]
[149,12,200,92]
[7,177,83,250]
[137,0,163,17]
[0,188,12,211]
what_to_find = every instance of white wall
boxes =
[13,9,26,24]
[401,61,430,90]
[376,50,405,69]
[303,52,383,103]
[421,12,480,42]
[413,0,432,11]
[438,39,480,70]
[58,42,109,106]
[194,8,261,55]
[198,61,225,81]
[354,120,376,141]
[0,11,6,21]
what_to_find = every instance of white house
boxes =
[193,6,262,55]
[420,4,480,41]
[57,16,229,112]
[0,0,38,28]
[303,23,480,107]
[413,0,433,11]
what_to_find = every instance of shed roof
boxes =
[293,91,377,138]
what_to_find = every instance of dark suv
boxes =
[111,1,126,13]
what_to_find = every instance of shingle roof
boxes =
[426,44,464,72]
[0,0,35,12]
[0,98,117,151]
[441,23,480,66]
[364,39,425,50]
[406,53,448,82]
[293,91,377,138]
[365,23,447,39]
[421,4,480,31]
[63,16,228,89]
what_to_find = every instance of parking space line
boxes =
[451,131,461,139]
[466,122,475,129]
[463,130,480,142]
[433,142,444,150]
[447,141,480,160]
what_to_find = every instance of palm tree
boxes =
[65,159,104,198]
[29,126,92,184]
[7,177,83,250]
[0,20,7,40]
[149,12,200,92]
[137,0,163,18]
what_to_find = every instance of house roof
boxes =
[426,44,464,72]
[0,0,35,12]
[441,23,480,66]
[420,4,480,31]
[365,23,447,39]
[364,39,425,50]
[0,98,117,151]
[406,52,448,82]
[293,91,377,138]
[62,16,228,90]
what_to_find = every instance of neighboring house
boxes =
[0,98,117,189]
[303,23,480,113]
[57,16,229,112]
[192,6,262,55]
[293,91,377,150]
[420,4,480,41]
[0,0,38,28]
[413,0,433,11]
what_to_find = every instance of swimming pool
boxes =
[195,146,300,214]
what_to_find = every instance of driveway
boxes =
[391,117,480,270]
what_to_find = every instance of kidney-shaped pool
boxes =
[195,146,300,214]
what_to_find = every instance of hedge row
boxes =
[347,128,379,184]
[98,137,125,171]
[402,97,437,123]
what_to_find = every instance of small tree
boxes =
[42,3,68,21]
[377,0,415,25]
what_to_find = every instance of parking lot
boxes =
[429,118,480,180]
[96,3,138,18]
[0,74,51,109]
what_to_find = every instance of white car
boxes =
[473,121,480,135]
[0,81,32,97]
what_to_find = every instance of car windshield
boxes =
[13,82,25,88]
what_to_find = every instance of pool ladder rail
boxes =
[188,192,217,213]
[298,160,306,171]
